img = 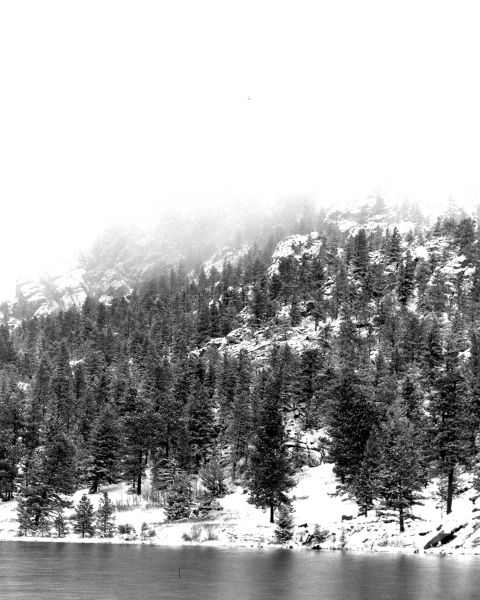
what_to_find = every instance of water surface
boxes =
[1,542,480,599]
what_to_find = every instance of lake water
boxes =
[1,542,480,599]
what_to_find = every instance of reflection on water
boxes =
[1,542,480,600]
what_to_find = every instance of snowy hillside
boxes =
[4,199,480,557]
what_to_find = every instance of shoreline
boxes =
[2,531,480,558]
[3,465,480,558]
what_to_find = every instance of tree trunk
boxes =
[446,468,454,515]
[165,426,170,458]
[270,504,274,524]
[399,507,405,533]
[136,450,143,495]
[90,474,99,494]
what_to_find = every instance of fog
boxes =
[1,1,480,299]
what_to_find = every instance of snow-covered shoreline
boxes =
[3,464,480,557]
[2,533,480,558]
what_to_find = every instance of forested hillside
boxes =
[2,199,480,539]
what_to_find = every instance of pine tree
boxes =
[151,456,177,501]
[17,497,37,536]
[328,363,375,486]
[25,356,51,451]
[375,402,425,532]
[229,350,252,478]
[290,294,302,326]
[299,349,321,429]
[49,341,75,433]
[53,507,69,538]
[398,250,416,306]
[353,228,369,279]
[429,336,469,514]
[275,502,295,543]
[352,426,382,516]
[122,375,158,495]
[72,494,95,538]
[248,368,294,523]
[88,404,123,493]
[202,451,227,497]
[165,473,193,520]
[17,426,76,534]
[95,492,116,537]
[187,382,215,469]
[0,435,22,501]
[387,227,402,265]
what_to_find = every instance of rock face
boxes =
[10,201,427,319]
[16,269,88,317]
[15,224,183,317]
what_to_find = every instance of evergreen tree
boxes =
[429,337,469,514]
[88,404,123,493]
[275,502,295,543]
[352,426,382,516]
[165,473,193,520]
[25,356,51,451]
[151,456,177,501]
[122,376,158,494]
[398,250,416,306]
[229,350,252,478]
[187,382,215,469]
[17,425,76,534]
[328,363,375,486]
[375,403,425,532]
[95,492,116,537]
[387,227,402,264]
[49,341,75,432]
[72,494,95,538]
[299,349,321,429]
[53,507,69,538]
[353,228,369,279]
[248,369,294,523]
[201,451,227,497]
[0,438,22,501]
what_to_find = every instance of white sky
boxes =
[1,1,480,299]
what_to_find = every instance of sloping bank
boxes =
[1,464,480,555]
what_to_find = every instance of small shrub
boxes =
[339,527,348,550]
[140,522,156,539]
[118,523,135,535]
[311,524,329,544]
[275,503,295,543]
[115,496,141,512]
[203,524,219,541]
[182,524,203,542]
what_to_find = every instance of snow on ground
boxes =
[2,464,480,554]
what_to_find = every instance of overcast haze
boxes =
[1,1,480,299]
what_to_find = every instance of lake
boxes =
[1,542,480,599]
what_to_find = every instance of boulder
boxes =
[424,523,466,550]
